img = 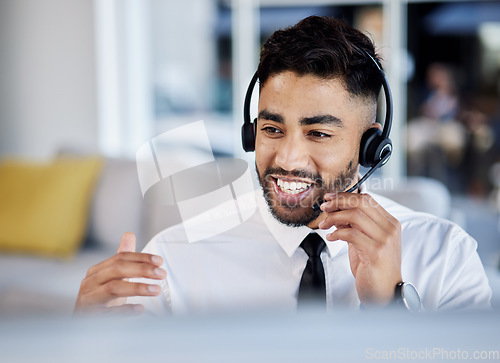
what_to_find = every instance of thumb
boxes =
[117,232,136,253]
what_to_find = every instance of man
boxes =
[75,16,491,314]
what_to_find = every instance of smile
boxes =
[276,178,312,195]
[275,177,313,195]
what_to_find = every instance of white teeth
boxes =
[276,178,312,195]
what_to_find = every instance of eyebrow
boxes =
[258,109,284,124]
[299,115,344,127]
[258,109,344,128]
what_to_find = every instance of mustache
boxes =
[262,166,323,187]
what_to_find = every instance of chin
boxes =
[263,189,322,227]
[255,160,357,227]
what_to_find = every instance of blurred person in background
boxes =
[407,63,467,192]
[421,63,459,121]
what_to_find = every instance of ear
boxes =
[370,122,382,131]
[359,123,385,168]
[361,122,381,137]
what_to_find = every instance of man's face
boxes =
[255,71,375,229]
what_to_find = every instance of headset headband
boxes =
[243,52,392,142]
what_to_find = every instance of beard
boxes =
[256,158,358,227]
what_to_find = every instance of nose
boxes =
[274,133,309,171]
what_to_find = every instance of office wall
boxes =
[0,0,98,159]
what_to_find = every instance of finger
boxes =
[334,193,398,225]
[327,227,378,252]
[319,209,387,242]
[87,259,166,287]
[86,252,164,279]
[322,193,399,232]
[118,232,136,253]
[79,280,162,306]
[322,193,379,212]
[321,196,401,248]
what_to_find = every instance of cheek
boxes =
[313,138,359,176]
[255,143,273,171]
[314,154,343,178]
[255,137,279,160]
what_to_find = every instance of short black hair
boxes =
[257,16,383,102]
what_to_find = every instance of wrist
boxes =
[393,281,421,313]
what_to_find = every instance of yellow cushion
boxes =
[0,156,103,258]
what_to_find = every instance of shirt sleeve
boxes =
[433,225,492,311]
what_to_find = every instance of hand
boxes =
[318,193,402,307]
[74,232,166,315]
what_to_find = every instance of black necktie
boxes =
[298,232,326,308]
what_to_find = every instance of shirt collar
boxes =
[257,182,366,258]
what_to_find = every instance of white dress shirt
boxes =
[128,186,492,314]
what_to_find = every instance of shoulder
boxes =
[369,192,477,252]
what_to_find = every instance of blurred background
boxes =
[0,0,499,317]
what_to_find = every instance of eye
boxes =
[308,130,331,138]
[261,126,283,135]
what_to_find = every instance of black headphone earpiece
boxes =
[241,72,259,152]
[241,118,256,152]
[359,127,393,168]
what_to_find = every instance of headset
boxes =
[241,52,393,211]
